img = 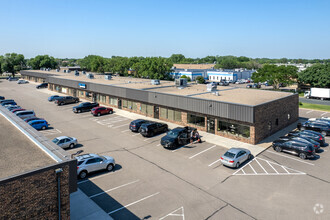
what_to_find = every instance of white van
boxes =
[15,110,36,119]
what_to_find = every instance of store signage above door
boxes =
[78,83,86,89]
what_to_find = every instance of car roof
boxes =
[54,136,69,140]
[132,119,147,123]
[15,110,34,114]
[227,148,247,154]
[171,127,186,132]
[28,119,46,123]
[76,153,99,161]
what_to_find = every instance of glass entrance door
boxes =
[207,117,215,134]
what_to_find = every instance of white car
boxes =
[76,154,115,179]
[17,79,29,84]
[52,136,78,149]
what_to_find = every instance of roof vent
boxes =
[175,78,187,88]
[105,75,112,80]
[207,82,217,91]
[151,79,160,85]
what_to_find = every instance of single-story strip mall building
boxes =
[21,70,299,144]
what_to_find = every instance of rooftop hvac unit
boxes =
[105,75,112,80]
[86,73,94,79]
[175,78,187,88]
[82,71,86,74]
[151,79,160,85]
[207,82,217,91]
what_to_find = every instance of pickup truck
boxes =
[72,102,99,113]
[160,126,195,149]
[55,96,79,106]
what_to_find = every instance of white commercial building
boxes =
[207,69,256,82]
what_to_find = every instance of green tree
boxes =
[132,57,173,79]
[215,56,239,69]
[252,64,298,89]
[28,55,58,69]
[0,55,3,74]
[195,76,205,84]
[1,53,26,77]
[169,54,185,63]
[78,55,107,73]
[298,64,330,88]
[180,75,191,82]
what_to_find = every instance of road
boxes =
[1,80,330,220]
[299,97,330,106]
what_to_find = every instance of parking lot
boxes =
[1,79,330,219]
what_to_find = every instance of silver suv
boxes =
[76,154,115,179]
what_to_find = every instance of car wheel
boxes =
[275,146,282,152]
[97,113,101,116]
[248,154,253,160]
[60,102,64,106]
[301,127,305,131]
[41,126,46,130]
[299,153,307,160]
[321,131,327,136]
[106,164,114,171]
[235,162,240,168]
[78,109,81,113]
[109,110,113,114]
[69,143,74,149]
[75,100,79,103]
[79,171,87,179]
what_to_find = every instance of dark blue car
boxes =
[1,101,17,106]
[28,119,49,130]
[48,95,62,101]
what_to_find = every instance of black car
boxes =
[160,126,195,149]
[55,96,79,105]
[278,136,321,152]
[36,83,48,89]
[299,121,330,136]
[8,77,19,81]
[129,119,152,132]
[73,102,99,113]
[138,122,168,137]
[272,139,315,159]
[0,96,5,100]
[288,130,325,146]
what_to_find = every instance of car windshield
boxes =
[52,138,59,144]
[224,151,236,159]
[167,130,179,138]
[77,161,84,166]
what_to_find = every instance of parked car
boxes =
[220,148,252,168]
[1,101,17,106]
[218,81,229,86]
[161,126,195,149]
[36,83,48,89]
[15,110,36,119]
[0,99,15,104]
[17,79,29,84]
[5,105,21,111]
[91,106,113,116]
[129,119,152,132]
[11,108,26,113]
[272,139,315,159]
[252,83,261,88]
[288,130,325,146]
[138,122,168,137]
[55,96,79,106]
[28,119,49,130]
[24,117,44,123]
[52,136,78,149]
[76,153,115,179]
[277,136,320,152]
[8,77,19,81]
[48,95,62,102]
[246,84,253,88]
[0,96,5,100]
[73,102,99,113]
[299,121,330,136]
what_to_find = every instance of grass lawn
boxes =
[299,102,330,112]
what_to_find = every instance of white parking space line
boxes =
[159,206,185,220]
[321,112,328,116]
[189,145,216,159]
[255,158,268,174]
[208,158,222,167]
[266,160,279,174]
[112,123,129,129]
[306,110,314,114]
[121,129,130,133]
[157,144,161,146]
[171,146,184,152]
[107,192,160,215]
[89,180,140,198]
[132,133,140,137]
[266,150,314,166]
[249,164,257,174]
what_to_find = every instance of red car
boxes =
[11,108,26,113]
[91,106,113,116]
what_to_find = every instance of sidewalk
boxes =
[70,189,112,220]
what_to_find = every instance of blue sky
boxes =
[0,0,329,59]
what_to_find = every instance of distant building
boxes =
[60,66,81,72]
[173,63,216,70]
[170,69,209,80]
[207,69,256,82]
[275,63,313,72]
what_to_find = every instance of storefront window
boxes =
[122,99,128,108]
[188,114,205,127]
[109,97,118,106]
[96,94,106,103]
[218,120,250,138]
[160,108,182,122]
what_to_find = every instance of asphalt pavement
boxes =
[299,97,330,106]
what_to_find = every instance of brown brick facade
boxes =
[0,163,72,220]
[254,94,299,144]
